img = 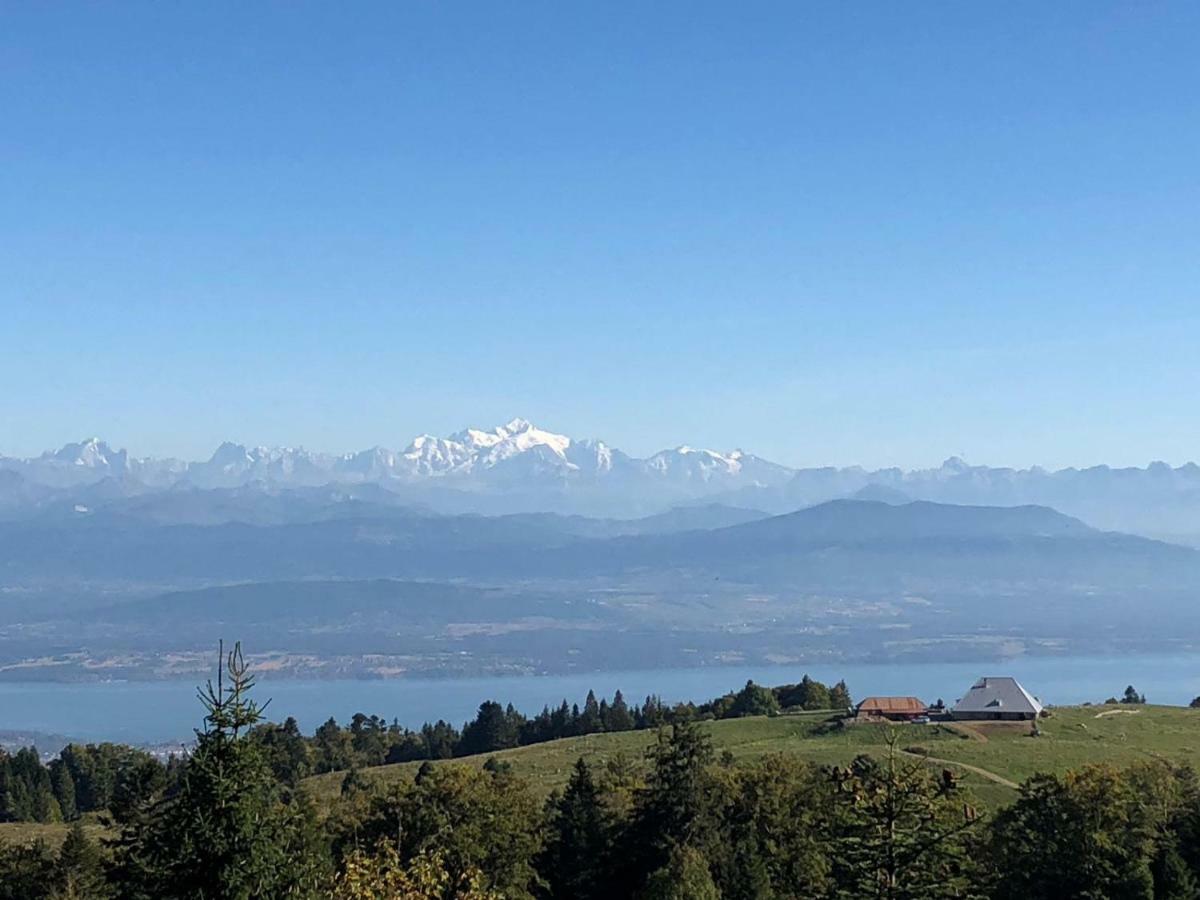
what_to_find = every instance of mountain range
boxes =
[5,418,1200,540]
[5,497,1199,682]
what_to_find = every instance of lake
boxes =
[2,653,1199,745]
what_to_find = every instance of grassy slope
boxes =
[304,704,1200,811]
[6,705,1197,847]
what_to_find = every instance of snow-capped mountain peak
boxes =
[5,418,793,502]
[49,437,125,468]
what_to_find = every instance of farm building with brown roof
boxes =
[854,696,928,722]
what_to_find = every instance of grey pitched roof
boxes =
[951,676,1043,715]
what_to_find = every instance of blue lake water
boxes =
[2,653,1200,745]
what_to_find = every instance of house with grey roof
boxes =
[951,676,1043,721]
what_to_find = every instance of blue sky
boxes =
[3,2,1199,469]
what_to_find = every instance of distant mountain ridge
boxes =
[5,420,1200,538]
[6,498,1200,682]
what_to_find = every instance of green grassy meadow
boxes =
[303,704,1200,811]
[5,704,1198,848]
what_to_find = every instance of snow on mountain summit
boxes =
[8,419,790,499]
[49,437,126,469]
[402,418,575,476]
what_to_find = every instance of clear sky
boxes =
[3,2,1199,469]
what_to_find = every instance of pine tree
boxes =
[541,758,612,900]
[0,839,57,900]
[1123,685,1146,704]
[829,738,981,899]
[111,641,327,899]
[579,690,603,734]
[829,680,853,710]
[606,690,636,732]
[50,762,77,823]
[55,821,110,899]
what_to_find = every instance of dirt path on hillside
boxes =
[899,750,1020,790]
[1094,708,1142,719]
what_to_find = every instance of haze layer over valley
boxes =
[3,419,1200,683]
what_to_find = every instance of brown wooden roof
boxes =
[856,696,927,714]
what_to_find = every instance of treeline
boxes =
[252,675,851,784]
[2,648,1199,898]
[0,744,177,825]
[2,674,849,825]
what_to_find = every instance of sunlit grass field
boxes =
[303,704,1200,810]
[5,704,1198,848]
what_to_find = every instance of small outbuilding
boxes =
[951,677,1042,721]
[855,696,928,722]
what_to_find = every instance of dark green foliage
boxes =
[716,756,833,898]
[0,839,57,900]
[250,716,312,785]
[541,759,612,900]
[728,679,780,718]
[50,743,167,822]
[0,747,60,823]
[642,844,720,900]
[57,820,110,899]
[458,701,522,756]
[605,689,636,731]
[313,717,356,774]
[1153,842,1200,900]
[617,719,722,894]
[775,674,836,710]
[827,742,983,899]
[110,642,328,899]
[335,763,543,899]
[990,764,1162,900]
[1123,685,1147,705]
[829,679,853,709]
[110,756,168,824]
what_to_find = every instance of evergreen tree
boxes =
[829,679,853,710]
[420,720,460,759]
[579,690,603,734]
[111,641,327,899]
[606,690,636,732]
[618,720,719,893]
[709,756,832,899]
[252,717,313,785]
[313,718,355,773]
[50,762,77,823]
[459,701,521,756]
[0,839,57,900]
[541,758,612,900]
[828,740,982,899]
[110,756,167,824]
[1122,685,1147,705]
[55,821,109,899]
